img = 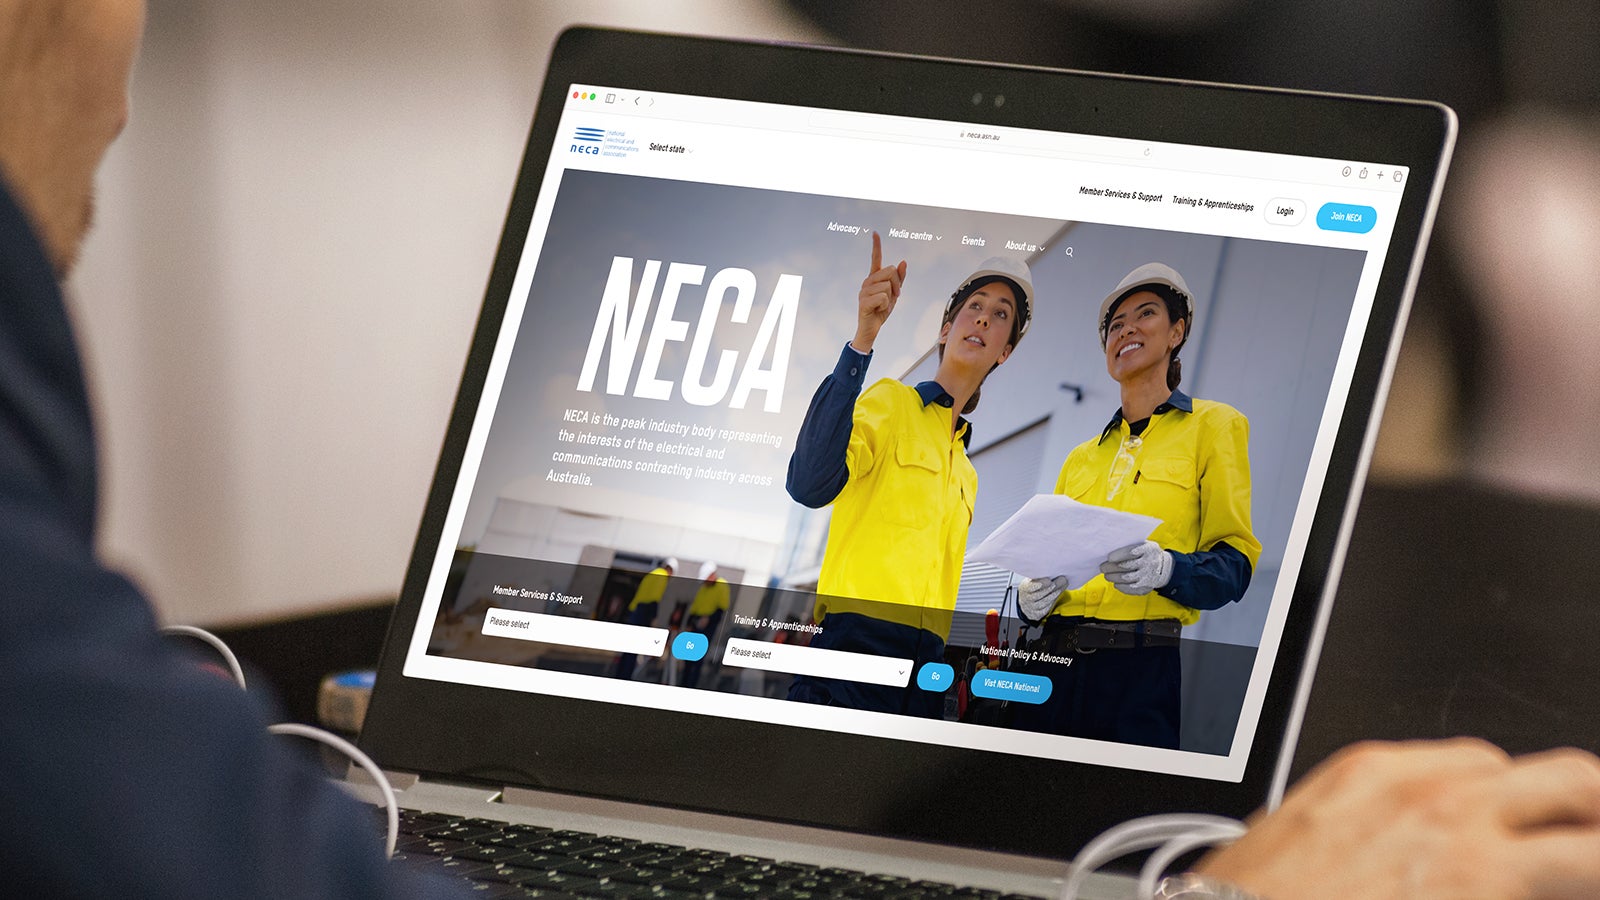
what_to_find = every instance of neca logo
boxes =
[571,126,604,155]
[577,256,800,413]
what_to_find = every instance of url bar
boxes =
[807,110,1151,162]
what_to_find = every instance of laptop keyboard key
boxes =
[455,845,536,866]
[460,883,527,899]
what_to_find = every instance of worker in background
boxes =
[613,556,676,680]
[680,560,729,689]
[1012,263,1260,748]
[785,231,1032,715]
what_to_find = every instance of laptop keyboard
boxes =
[389,808,1047,899]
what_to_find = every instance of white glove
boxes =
[1100,541,1173,595]
[1017,575,1070,624]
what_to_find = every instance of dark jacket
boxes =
[0,177,459,898]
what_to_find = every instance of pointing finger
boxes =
[871,231,882,274]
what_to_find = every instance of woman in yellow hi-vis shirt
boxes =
[612,556,676,680]
[680,561,729,689]
[785,232,1033,715]
[1010,263,1260,749]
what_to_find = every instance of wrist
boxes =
[851,328,877,355]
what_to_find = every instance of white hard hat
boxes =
[1097,262,1194,347]
[698,560,717,580]
[663,556,679,573]
[946,256,1035,341]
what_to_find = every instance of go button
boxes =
[970,669,1052,704]
[917,662,955,692]
[672,631,708,661]
[1316,203,1377,234]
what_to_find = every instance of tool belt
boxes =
[1027,617,1182,655]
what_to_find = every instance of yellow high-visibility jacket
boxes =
[689,577,730,617]
[1046,391,1261,625]
[814,378,974,638]
[627,566,671,611]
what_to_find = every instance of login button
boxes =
[1316,203,1377,234]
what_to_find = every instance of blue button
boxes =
[916,662,955,692]
[672,632,708,661]
[970,669,1052,704]
[1315,203,1377,234]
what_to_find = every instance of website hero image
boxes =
[421,168,1366,767]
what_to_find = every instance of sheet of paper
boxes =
[966,494,1162,588]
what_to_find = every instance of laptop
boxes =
[352,26,1455,898]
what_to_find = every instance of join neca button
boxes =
[970,669,1052,704]
[1316,203,1377,234]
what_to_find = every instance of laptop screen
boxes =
[394,77,1411,786]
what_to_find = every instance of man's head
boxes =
[698,561,718,584]
[0,1,147,276]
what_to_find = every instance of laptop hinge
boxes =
[345,763,421,791]
[342,764,508,805]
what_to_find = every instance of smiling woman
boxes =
[1010,261,1262,749]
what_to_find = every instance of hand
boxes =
[1196,739,1600,900]
[1100,540,1172,595]
[1017,575,1069,624]
[853,231,906,353]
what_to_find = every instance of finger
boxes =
[897,259,908,291]
[887,263,904,297]
[871,231,882,274]
[1105,542,1144,563]
[862,281,892,302]
[1298,738,1509,804]
[1500,750,1600,830]
[1511,830,1600,898]
[862,294,893,320]
[863,265,899,288]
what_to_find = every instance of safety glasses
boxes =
[1106,433,1142,502]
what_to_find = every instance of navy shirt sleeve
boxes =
[785,342,871,508]
[1164,542,1254,611]
[0,177,464,899]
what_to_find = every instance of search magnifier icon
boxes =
[1064,247,1074,258]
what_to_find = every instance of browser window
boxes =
[401,85,1406,783]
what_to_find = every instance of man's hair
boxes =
[938,276,1025,415]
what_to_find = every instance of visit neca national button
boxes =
[970,669,1052,704]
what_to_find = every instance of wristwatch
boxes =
[1153,872,1262,899]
